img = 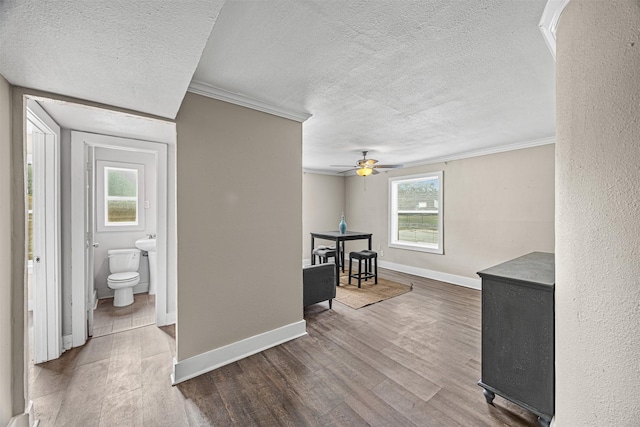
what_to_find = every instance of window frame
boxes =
[96,160,145,232]
[388,171,444,254]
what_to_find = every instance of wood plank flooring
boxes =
[30,269,539,426]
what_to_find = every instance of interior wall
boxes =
[93,147,156,299]
[175,93,303,361]
[345,144,555,281]
[0,73,19,426]
[556,1,640,424]
[302,172,345,261]
[60,129,72,336]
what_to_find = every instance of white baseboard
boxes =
[377,260,482,290]
[8,400,33,427]
[301,257,481,289]
[62,335,73,351]
[164,311,176,326]
[171,320,307,385]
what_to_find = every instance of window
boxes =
[105,166,139,225]
[389,171,443,254]
[96,161,145,232]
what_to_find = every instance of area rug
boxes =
[335,271,412,309]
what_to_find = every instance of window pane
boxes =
[397,212,439,244]
[107,168,137,198]
[390,171,443,254]
[397,178,439,211]
[107,200,137,223]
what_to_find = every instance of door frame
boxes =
[71,131,173,347]
[26,101,62,362]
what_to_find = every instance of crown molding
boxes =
[188,80,312,123]
[404,136,556,169]
[539,0,570,60]
[306,136,556,175]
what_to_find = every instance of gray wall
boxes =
[175,93,303,361]
[60,129,72,335]
[302,172,346,261]
[556,1,640,424]
[344,144,555,281]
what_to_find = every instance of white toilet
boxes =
[107,248,141,307]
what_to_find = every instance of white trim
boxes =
[171,320,307,385]
[377,260,482,290]
[62,334,73,351]
[404,136,556,169]
[316,136,556,176]
[164,311,176,326]
[70,133,87,347]
[188,80,312,123]
[7,400,33,427]
[27,101,62,362]
[539,0,570,60]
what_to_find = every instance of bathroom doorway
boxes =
[70,130,176,346]
[90,144,159,337]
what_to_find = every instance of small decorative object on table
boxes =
[339,212,347,234]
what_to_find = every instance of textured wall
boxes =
[345,144,555,280]
[302,173,345,261]
[176,93,303,361]
[555,1,640,424]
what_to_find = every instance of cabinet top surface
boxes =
[477,252,555,287]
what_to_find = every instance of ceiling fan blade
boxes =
[371,169,380,175]
[364,159,378,165]
[373,164,403,169]
[338,168,357,174]
[330,165,358,168]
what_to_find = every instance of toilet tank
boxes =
[108,248,141,273]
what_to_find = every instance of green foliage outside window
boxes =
[396,179,439,244]
[106,168,138,224]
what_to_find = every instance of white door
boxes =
[85,145,96,336]
[28,108,61,363]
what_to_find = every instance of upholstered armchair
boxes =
[303,263,336,309]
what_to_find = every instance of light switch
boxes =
[144,200,150,209]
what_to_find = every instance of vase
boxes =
[339,213,347,234]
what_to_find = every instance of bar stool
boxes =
[348,250,378,288]
[313,246,336,264]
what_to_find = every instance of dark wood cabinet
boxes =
[477,252,555,427]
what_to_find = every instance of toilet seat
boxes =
[108,272,139,283]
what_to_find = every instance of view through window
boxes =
[389,171,443,254]
[105,166,139,225]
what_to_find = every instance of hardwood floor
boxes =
[30,269,539,426]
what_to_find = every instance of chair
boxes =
[348,250,378,288]
[303,263,336,309]
[312,246,336,264]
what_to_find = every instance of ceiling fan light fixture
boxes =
[357,167,373,177]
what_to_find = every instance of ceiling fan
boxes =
[331,151,403,176]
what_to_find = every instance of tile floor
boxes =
[92,293,155,337]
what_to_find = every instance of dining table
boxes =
[310,231,373,287]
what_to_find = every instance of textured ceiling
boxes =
[0,0,223,118]
[35,99,176,145]
[194,0,556,172]
[1,1,555,172]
